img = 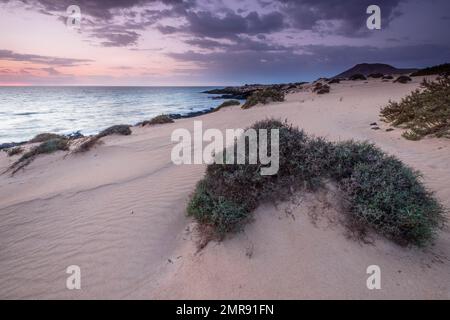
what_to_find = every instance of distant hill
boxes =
[410,63,450,77]
[334,63,417,78]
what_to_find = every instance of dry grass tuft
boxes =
[381,77,450,140]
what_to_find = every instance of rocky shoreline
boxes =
[203,82,307,100]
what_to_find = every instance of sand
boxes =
[0,78,449,299]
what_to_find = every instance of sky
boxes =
[0,0,449,86]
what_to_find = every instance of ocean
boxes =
[0,86,229,143]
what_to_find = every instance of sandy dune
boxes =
[0,78,449,299]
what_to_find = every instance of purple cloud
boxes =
[0,49,93,67]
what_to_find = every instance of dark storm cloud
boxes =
[184,10,285,39]
[168,43,450,80]
[89,25,141,47]
[185,36,287,51]
[2,0,407,47]
[2,0,449,84]
[0,49,93,66]
[1,0,192,46]
[6,0,187,20]
[275,0,405,36]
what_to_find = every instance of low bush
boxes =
[316,85,330,94]
[71,136,102,153]
[8,138,69,174]
[139,114,174,126]
[214,100,241,111]
[394,76,412,84]
[341,156,445,246]
[97,124,131,138]
[410,63,450,77]
[72,124,133,154]
[241,89,285,109]
[312,82,323,92]
[380,77,450,140]
[188,119,445,246]
[382,75,394,80]
[29,133,65,143]
[368,73,384,79]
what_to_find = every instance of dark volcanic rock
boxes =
[0,141,26,151]
[334,63,417,79]
[66,131,84,140]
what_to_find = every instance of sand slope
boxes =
[0,78,449,299]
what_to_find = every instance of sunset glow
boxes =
[1,0,449,85]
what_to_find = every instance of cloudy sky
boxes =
[0,0,449,85]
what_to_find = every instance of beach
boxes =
[0,78,449,299]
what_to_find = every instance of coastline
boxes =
[0,81,307,149]
[1,76,449,299]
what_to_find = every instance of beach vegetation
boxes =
[349,74,367,81]
[73,124,134,154]
[368,73,384,78]
[214,100,241,111]
[314,84,330,94]
[8,138,69,174]
[341,155,445,246]
[410,63,450,77]
[380,77,450,140]
[394,76,412,84]
[72,136,102,153]
[7,147,24,157]
[139,114,174,126]
[241,89,285,109]
[29,133,65,143]
[188,119,445,246]
[97,124,132,138]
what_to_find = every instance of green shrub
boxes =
[187,180,250,236]
[330,141,385,180]
[139,114,174,126]
[29,133,65,143]
[394,76,412,84]
[381,77,450,140]
[317,85,330,94]
[341,156,445,246]
[187,119,445,246]
[8,138,69,174]
[214,100,240,111]
[241,89,285,109]
[97,124,131,138]
[410,63,450,77]
[313,83,330,94]
[27,138,68,157]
